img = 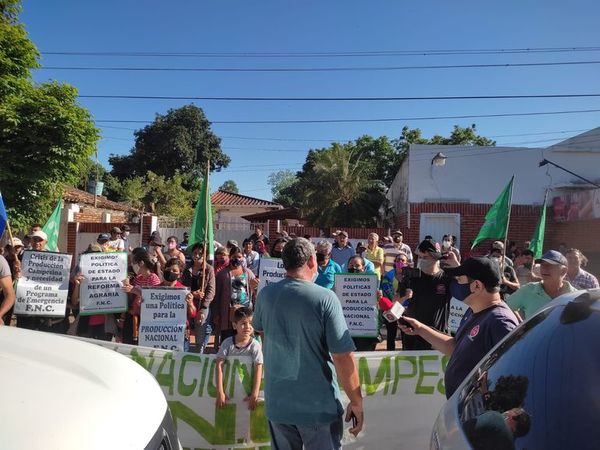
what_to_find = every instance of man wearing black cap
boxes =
[400,238,455,350]
[400,257,519,398]
[507,250,577,320]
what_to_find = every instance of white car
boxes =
[431,289,600,450]
[0,326,181,450]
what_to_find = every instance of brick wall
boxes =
[395,202,541,257]
[73,206,128,223]
[66,222,78,256]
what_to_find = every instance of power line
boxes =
[40,46,600,58]
[94,107,600,125]
[80,93,600,102]
[38,60,600,73]
[100,128,591,143]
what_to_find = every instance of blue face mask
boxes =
[451,281,472,302]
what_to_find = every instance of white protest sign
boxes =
[257,257,286,292]
[448,297,470,335]
[333,273,379,337]
[79,252,128,315]
[86,339,447,450]
[15,251,72,317]
[139,287,187,351]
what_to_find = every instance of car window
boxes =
[457,305,600,450]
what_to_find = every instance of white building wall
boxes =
[407,144,600,205]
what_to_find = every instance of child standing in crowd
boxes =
[215,307,263,410]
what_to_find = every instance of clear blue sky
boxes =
[22,0,600,199]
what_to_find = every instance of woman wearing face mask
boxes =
[166,236,186,265]
[380,253,413,351]
[213,247,258,348]
[182,243,216,354]
[122,249,161,345]
[162,258,197,352]
[213,247,230,276]
[269,238,287,259]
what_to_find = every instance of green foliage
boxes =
[0,1,99,232]
[109,105,230,182]
[267,170,298,206]
[106,171,199,220]
[218,180,239,194]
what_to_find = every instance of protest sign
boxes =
[448,297,470,335]
[333,273,379,337]
[257,257,286,292]
[15,251,72,317]
[139,287,187,351]
[78,252,128,315]
[87,339,447,450]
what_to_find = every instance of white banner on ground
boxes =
[78,252,128,315]
[257,257,286,292]
[14,251,72,317]
[139,287,187,351]
[88,340,447,450]
[448,298,470,335]
[333,273,379,338]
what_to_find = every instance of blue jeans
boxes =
[268,417,343,450]
[194,310,212,354]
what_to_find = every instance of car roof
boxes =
[0,327,167,449]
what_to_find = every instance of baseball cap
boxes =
[417,238,441,258]
[444,257,502,289]
[31,230,48,241]
[121,224,131,232]
[111,226,122,234]
[12,238,23,247]
[151,235,163,246]
[338,231,349,238]
[535,250,568,266]
[392,230,403,236]
[97,233,110,242]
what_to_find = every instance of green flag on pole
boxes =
[42,198,62,252]
[471,176,515,249]
[529,190,548,259]
[189,170,214,259]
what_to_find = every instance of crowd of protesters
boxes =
[0,223,598,448]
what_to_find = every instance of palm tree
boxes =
[303,144,383,227]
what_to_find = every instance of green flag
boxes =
[43,198,62,252]
[529,191,548,259]
[471,176,514,249]
[189,173,214,259]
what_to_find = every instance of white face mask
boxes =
[122,231,129,238]
[419,258,437,271]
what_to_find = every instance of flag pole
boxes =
[501,175,516,272]
[5,220,14,244]
[201,160,210,293]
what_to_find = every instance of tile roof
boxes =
[63,186,140,213]
[242,207,301,221]
[211,190,281,208]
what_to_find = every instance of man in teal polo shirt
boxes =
[254,238,363,449]
[315,240,342,289]
[507,250,577,320]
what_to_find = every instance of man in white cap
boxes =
[30,230,48,252]
[107,226,125,252]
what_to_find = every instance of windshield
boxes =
[457,305,600,450]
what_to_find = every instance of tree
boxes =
[267,170,297,206]
[109,105,230,182]
[105,171,199,220]
[300,144,385,227]
[218,180,239,194]
[0,1,99,231]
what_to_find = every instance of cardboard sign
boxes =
[78,252,128,315]
[139,287,187,351]
[257,257,286,292]
[14,251,72,317]
[333,273,379,337]
[448,297,470,335]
